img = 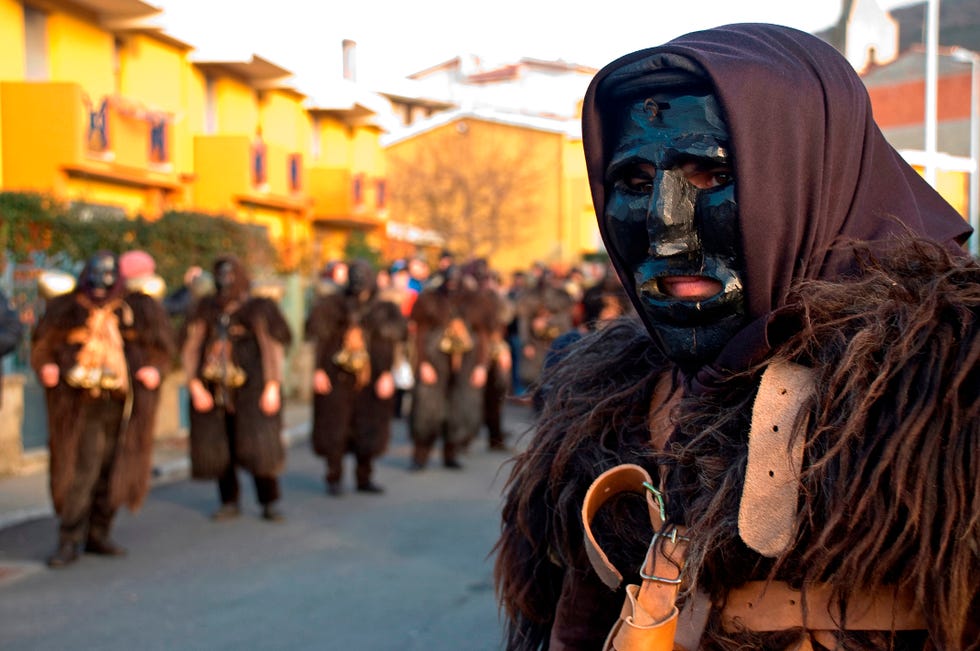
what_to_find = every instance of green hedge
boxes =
[0,191,279,289]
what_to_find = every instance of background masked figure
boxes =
[495,24,978,651]
[305,259,407,495]
[408,265,496,470]
[515,268,575,392]
[31,251,175,567]
[468,259,514,452]
[181,256,292,522]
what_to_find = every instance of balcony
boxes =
[306,167,386,228]
[0,81,181,216]
[192,134,310,216]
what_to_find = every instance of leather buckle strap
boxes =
[583,464,694,651]
[583,464,665,590]
[639,529,689,585]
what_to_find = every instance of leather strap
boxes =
[721,581,926,632]
[583,463,663,591]
[583,464,689,651]
[739,361,815,557]
[581,463,927,650]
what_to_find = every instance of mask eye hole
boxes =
[612,163,655,194]
[679,160,733,190]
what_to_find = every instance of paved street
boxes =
[0,403,535,651]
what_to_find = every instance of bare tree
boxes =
[388,122,546,260]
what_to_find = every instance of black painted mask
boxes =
[82,252,118,300]
[214,261,236,297]
[603,91,746,368]
[346,260,376,298]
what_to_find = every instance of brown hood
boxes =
[212,254,251,307]
[582,23,971,329]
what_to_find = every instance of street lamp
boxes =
[950,46,979,257]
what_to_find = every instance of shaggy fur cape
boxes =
[184,291,293,479]
[31,288,175,514]
[409,277,499,447]
[305,286,407,459]
[495,241,980,650]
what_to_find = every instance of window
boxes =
[288,154,302,192]
[252,138,267,187]
[113,37,124,95]
[88,98,110,153]
[376,179,386,208]
[204,77,217,134]
[311,116,321,160]
[149,118,168,164]
[352,173,364,205]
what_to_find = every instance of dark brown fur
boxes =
[494,318,669,649]
[184,293,292,478]
[495,239,980,650]
[31,289,175,513]
[306,290,407,462]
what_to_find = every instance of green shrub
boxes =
[0,192,280,289]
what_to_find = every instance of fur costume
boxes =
[182,258,292,480]
[409,269,498,465]
[305,265,407,488]
[31,270,175,515]
[496,243,980,650]
[495,23,978,651]
[516,275,575,389]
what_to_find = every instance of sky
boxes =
[150,0,924,90]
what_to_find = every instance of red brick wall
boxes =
[867,73,973,128]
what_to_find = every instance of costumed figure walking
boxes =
[305,259,407,495]
[31,251,175,567]
[469,259,514,452]
[515,268,575,393]
[494,24,980,651]
[181,255,292,522]
[408,264,496,470]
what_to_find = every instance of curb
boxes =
[0,421,312,533]
[0,506,53,531]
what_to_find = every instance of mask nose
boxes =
[646,169,701,258]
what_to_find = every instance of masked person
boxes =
[515,268,576,393]
[408,264,497,470]
[305,259,407,495]
[31,251,175,567]
[470,260,514,452]
[494,24,978,651]
[181,256,292,522]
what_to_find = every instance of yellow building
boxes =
[0,0,190,217]
[0,0,392,274]
[304,81,391,268]
[383,109,597,275]
[188,55,314,271]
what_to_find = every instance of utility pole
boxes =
[923,0,940,187]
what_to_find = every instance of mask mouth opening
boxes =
[640,275,722,302]
[635,268,743,327]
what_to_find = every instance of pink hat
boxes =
[119,250,156,279]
